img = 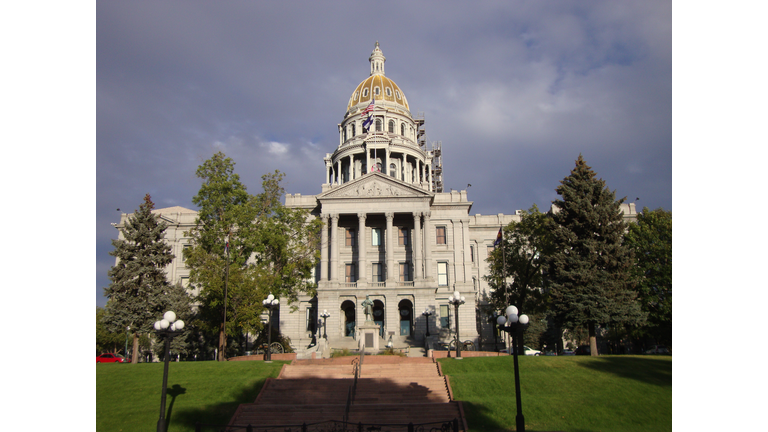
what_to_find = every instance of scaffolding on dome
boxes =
[431,141,443,193]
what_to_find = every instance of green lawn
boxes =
[439,355,672,432]
[96,356,671,432]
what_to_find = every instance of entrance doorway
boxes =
[398,299,413,336]
[341,300,356,338]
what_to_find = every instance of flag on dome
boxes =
[493,227,503,248]
[360,97,375,117]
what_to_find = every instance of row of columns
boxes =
[319,211,432,282]
[325,148,432,189]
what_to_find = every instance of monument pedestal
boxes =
[358,322,382,353]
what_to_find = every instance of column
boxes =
[337,160,342,184]
[385,212,394,282]
[462,219,471,284]
[413,212,422,280]
[358,212,367,284]
[326,161,331,184]
[330,214,339,281]
[320,214,329,281]
[423,211,432,279]
[338,124,342,147]
[366,146,371,174]
[451,220,462,284]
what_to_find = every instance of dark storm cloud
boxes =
[97,1,671,306]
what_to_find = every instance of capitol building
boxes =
[113,43,636,355]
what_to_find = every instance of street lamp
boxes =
[153,311,185,432]
[125,325,131,363]
[262,294,279,362]
[447,291,465,359]
[496,305,530,432]
[422,309,432,338]
[320,309,330,339]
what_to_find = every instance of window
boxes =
[354,91,359,101]
[351,123,356,136]
[470,245,475,262]
[440,304,450,328]
[306,307,316,332]
[389,163,396,177]
[385,87,392,97]
[436,226,446,245]
[388,120,395,133]
[182,244,191,261]
[374,86,380,95]
[437,262,448,286]
[401,123,405,135]
[399,262,410,281]
[345,228,356,247]
[372,263,383,282]
[363,88,369,97]
[488,246,495,258]
[395,90,401,99]
[343,129,347,141]
[376,118,382,132]
[372,228,381,246]
[345,263,356,283]
[398,228,409,245]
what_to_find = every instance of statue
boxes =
[361,295,374,323]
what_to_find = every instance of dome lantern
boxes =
[369,41,386,76]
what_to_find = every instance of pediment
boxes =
[319,172,432,199]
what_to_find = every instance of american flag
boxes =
[360,97,375,117]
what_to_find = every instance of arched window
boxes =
[351,123,356,137]
[401,123,405,136]
[390,163,396,177]
[385,87,392,97]
[374,87,380,96]
[376,119,382,132]
[388,120,395,133]
[363,88,369,97]
[343,129,347,141]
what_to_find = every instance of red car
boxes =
[97,353,129,363]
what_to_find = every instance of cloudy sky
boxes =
[94,1,672,307]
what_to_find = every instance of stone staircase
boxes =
[229,356,466,431]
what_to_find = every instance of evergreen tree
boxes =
[625,207,672,348]
[96,307,126,355]
[104,194,175,364]
[546,155,645,356]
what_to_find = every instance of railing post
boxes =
[246,424,253,432]
[408,422,414,432]
[453,418,459,432]
[302,422,308,432]
[358,421,363,432]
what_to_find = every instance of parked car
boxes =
[97,353,128,363]
[574,345,591,355]
[561,349,575,356]
[524,346,541,356]
[644,345,670,355]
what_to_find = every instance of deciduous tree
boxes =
[545,155,645,356]
[625,207,672,347]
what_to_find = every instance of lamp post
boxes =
[125,325,130,363]
[448,291,465,359]
[422,309,432,337]
[262,294,279,362]
[490,313,499,352]
[320,309,330,339]
[153,311,185,432]
[496,305,530,432]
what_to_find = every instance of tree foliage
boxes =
[103,194,176,363]
[184,152,321,360]
[485,205,553,315]
[545,155,646,356]
[624,207,672,347]
[96,307,126,355]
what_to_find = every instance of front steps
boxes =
[229,356,465,430]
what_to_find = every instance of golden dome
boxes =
[346,42,410,113]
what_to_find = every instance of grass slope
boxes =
[96,361,286,432]
[439,355,671,432]
[96,356,671,432]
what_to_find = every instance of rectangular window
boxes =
[436,226,446,244]
[306,307,316,332]
[182,244,191,261]
[346,228,356,247]
[470,245,475,262]
[345,263,356,282]
[398,228,409,245]
[487,246,495,258]
[437,262,448,286]
[372,228,381,246]
[399,262,410,281]
[440,305,450,328]
[372,263,383,282]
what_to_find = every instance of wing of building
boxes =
[111,42,637,357]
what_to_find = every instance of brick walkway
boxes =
[228,356,467,431]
